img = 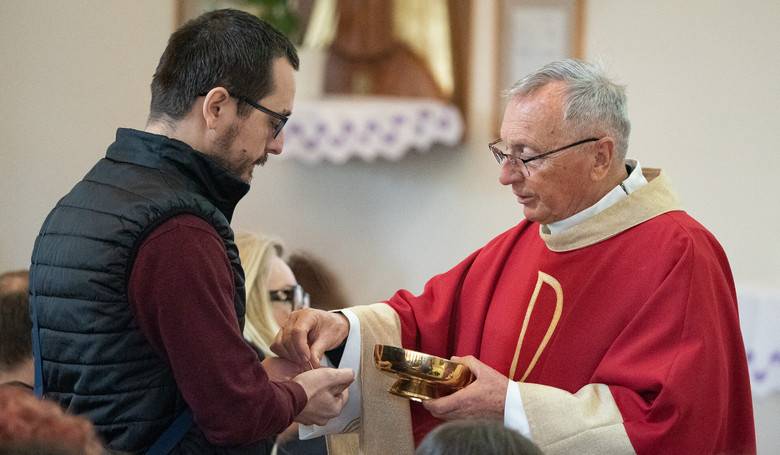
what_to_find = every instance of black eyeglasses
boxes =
[198,92,289,138]
[489,137,600,177]
[269,284,310,311]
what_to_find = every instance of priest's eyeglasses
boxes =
[198,92,289,138]
[489,137,600,176]
[269,284,311,311]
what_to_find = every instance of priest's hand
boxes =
[272,308,350,369]
[422,355,508,421]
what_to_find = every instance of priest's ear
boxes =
[590,136,617,181]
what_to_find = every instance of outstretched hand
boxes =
[271,308,350,369]
[422,355,509,421]
[293,367,354,426]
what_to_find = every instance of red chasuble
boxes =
[386,206,755,454]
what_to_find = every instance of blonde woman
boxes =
[236,232,326,454]
[235,232,310,357]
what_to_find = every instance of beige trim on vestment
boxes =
[520,382,635,454]
[326,303,415,455]
[540,170,681,252]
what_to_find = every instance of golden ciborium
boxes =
[373,344,475,402]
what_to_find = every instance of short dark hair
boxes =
[416,419,543,455]
[148,9,299,123]
[0,270,31,371]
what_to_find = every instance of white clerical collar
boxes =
[543,159,648,235]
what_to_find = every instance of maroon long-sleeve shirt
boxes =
[128,214,307,446]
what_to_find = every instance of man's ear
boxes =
[591,137,616,181]
[202,87,232,130]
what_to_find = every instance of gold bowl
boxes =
[373,344,475,402]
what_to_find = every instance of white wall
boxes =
[583,0,780,291]
[0,0,173,272]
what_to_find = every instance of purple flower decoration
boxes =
[288,123,303,135]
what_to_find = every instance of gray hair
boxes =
[415,419,543,455]
[507,59,631,159]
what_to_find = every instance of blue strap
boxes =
[146,408,193,455]
[31,302,44,398]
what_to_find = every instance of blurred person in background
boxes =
[288,252,350,312]
[237,232,294,357]
[0,386,104,455]
[0,270,33,390]
[236,232,327,455]
[416,419,543,455]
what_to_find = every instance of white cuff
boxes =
[504,381,532,439]
[299,309,363,439]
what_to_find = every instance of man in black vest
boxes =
[29,9,353,454]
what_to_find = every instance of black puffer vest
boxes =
[29,129,267,453]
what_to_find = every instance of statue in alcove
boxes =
[324,0,447,99]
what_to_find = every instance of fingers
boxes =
[312,389,349,426]
[271,309,316,367]
[290,317,315,366]
[293,369,353,426]
[270,330,291,359]
[328,368,355,390]
[422,391,462,420]
[451,355,483,377]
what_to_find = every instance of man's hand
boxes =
[293,367,354,426]
[422,355,508,421]
[271,308,350,368]
[262,356,305,382]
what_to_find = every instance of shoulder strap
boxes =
[146,408,194,455]
[31,302,43,398]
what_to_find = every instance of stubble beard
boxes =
[211,122,260,183]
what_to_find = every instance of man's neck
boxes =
[0,358,34,387]
[145,116,205,153]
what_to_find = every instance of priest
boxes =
[272,59,756,455]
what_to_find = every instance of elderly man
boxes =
[28,9,352,454]
[273,60,756,454]
[0,270,33,390]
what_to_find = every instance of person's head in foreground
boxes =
[416,419,543,455]
[0,386,104,455]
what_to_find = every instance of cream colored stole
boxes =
[326,303,414,454]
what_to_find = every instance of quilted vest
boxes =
[29,128,265,453]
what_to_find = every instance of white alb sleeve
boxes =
[298,309,363,439]
[504,380,532,438]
